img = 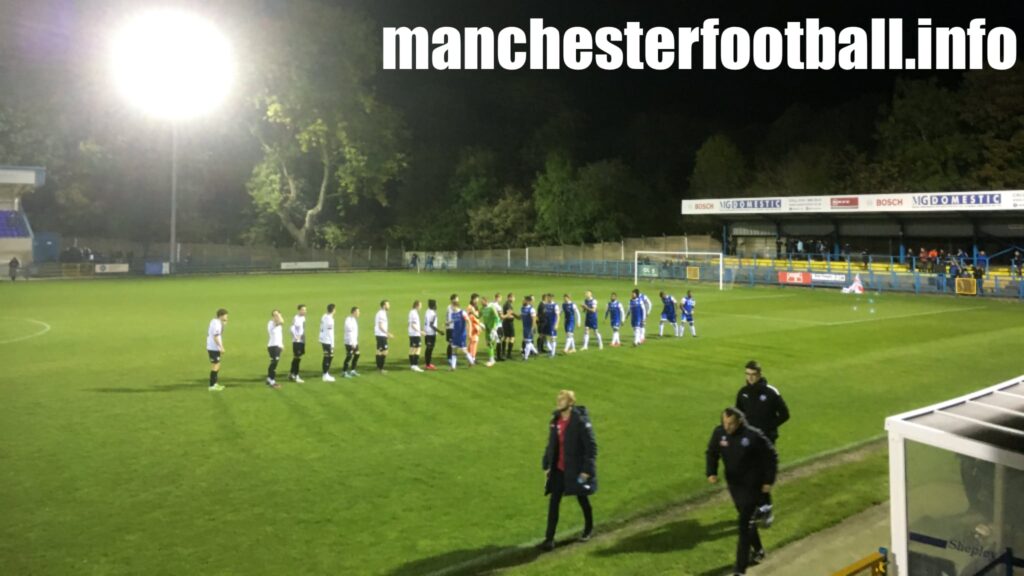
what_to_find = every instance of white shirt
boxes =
[206,318,223,351]
[267,320,283,348]
[424,309,438,336]
[445,305,455,330]
[319,314,335,345]
[408,309,422,336]
[374,310,389,337]
[291,314,305,343]
[344,316,359,346]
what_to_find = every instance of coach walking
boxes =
[540,389,597,550]
[735,360,788,523]
[706,407,778,576]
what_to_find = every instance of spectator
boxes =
[1012,250,1023,279]
[973,263,985,296]
[9,256,20,281]
[976,250,988,270]
[796,239,804,255]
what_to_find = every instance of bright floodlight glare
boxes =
[111,9,234,121]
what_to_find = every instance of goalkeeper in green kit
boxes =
[481,295,503,367]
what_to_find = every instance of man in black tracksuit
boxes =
[735,360,789,518]
[540,389,597,550]
[706,407,778,576]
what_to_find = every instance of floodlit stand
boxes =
[885,375,1024,576]
[633,250,724,290]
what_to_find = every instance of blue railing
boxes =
[456,256,1024,299]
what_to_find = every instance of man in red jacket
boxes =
[540,389,597,550]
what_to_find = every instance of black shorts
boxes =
[495,326,505,339]
[445,328,453,342]
[409,336,422,348]
[502,321,515,337]
[425,334,436,347]
[345,344,359,355]
[292,342,305,357]
[268,346,282,360]
[376,336,389,351]
[207,350,221,363]
[322,343,334,357]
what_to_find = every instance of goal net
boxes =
[633,251,725,290]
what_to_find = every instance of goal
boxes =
[633,251,725,290]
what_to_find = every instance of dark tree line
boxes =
[2,0,1021,250]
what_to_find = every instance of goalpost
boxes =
[633,251,725,290]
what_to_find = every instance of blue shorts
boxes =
[564,322,575,333]
[451,331,467,348]
[661,312,677,322]
[522,328,533,341]
[683,314,694,323]
[585,316,598,329]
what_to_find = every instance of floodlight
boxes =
[111,9,234,121]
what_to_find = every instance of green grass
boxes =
[491,448,890,576]
[1,272,1021,575]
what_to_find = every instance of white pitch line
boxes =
[823,305,988,326]
[701,311,826,325]
[0,318,51,344]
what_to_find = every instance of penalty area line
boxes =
[0,318,51,344]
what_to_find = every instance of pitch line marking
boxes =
[823,305,987,326]
[0,318,52,344]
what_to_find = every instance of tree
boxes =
[874,78,976,192]
[532,153,578,244]
[245,0,406,247]
[960,68,1024,189]
[467,186,536,247]
[689,134,749,198]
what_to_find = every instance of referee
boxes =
[706,407,777,576]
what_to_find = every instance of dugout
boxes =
[885,375,1024,576]
[0,165,46,269]
[681,191,1024,269]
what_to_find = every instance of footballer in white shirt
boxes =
[341,307,361,378]
[319,303,337,382]
[374,300,394,374]
[407,300,424,372]
[206,308,228,391]
[266,310,284,389]
[288,304,307,383]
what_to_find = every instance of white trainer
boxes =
[322,373,336,382]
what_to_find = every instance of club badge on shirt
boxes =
[741,437,750,447]
[720,436,728,447]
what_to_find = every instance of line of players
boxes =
[204,288,697,390]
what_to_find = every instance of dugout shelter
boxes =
[886,375,1024,576]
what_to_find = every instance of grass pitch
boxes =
[1,272,1021,575]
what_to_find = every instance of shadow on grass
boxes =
[89,377,267,393]
[386,545,536,576]
[692,563,736,576]
[596,518,734,556]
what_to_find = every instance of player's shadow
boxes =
[386,545,538,576]
[595,518,734,556]
[89,377,256,393]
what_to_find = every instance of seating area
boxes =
[722,256,1020,281]
[0,210,30,237]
